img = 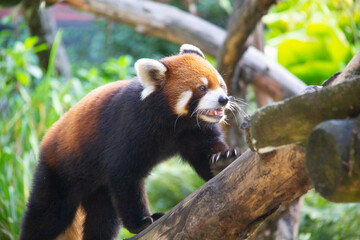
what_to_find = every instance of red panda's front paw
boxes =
[151,212,165,221]
[127,216,153,234]
[210,148,241,176]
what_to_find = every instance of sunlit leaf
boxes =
[24,36,38,50]
[15,71,29,86]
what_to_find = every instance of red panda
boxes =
[20,44,240,240]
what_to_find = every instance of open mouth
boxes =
[200,108,224,119]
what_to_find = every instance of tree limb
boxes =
[239,47,307,99]
[248,77,360,153]
[128,145,311,240]
[247,51,360,153]
[50,0,304,100]
[216,0,277,93]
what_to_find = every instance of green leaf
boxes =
[33,43,48,53]
[46,29,63,79]
[24,36,38,50]
[15,71,29,86]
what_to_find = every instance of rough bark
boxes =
[306,117,360,202]
[22,0,72,79]
[250,198,303,240]
[249,22,303,240]
[128,145,311,240]
[216,0,277,93]
[247,77,360,153]
[50,0,303,98]
[248,51,360,153]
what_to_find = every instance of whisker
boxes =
[174,115,181,131]
[196,110,202,128]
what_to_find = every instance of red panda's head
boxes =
[135,44,229,124]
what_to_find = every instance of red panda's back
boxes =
[40,80,130,169]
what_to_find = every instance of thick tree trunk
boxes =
[22,0,72,79]
[128,146,311,240]
[306,117,360,202]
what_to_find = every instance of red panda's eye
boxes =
[198,85,207,92]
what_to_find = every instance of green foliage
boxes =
[146,158,204,213]
[62,20,179,67]
[0,30,135,239]
[264,0,358,85]
[299,190,360,240]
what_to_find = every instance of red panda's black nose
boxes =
[218,96,228,106]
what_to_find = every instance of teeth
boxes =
[201,108,224,117]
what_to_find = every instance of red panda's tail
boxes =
[56,205,85,240]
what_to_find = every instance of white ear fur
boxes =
[180,44,205,58]
[135,58,167,100]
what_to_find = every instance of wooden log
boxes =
[128,145,311,240]
[247,77,360,153]
[306,117,360,202]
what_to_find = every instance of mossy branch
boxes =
[248,77,360,153]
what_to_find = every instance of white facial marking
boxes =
[200,77,208,86]
[141,86,156,100]
[176,90,193,115]
[198,88,226,110]
[197,87,228,123]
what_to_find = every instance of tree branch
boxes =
[248,77,360,153]
[239,47,307,99]
[216,0,277,93]
[50,0,303,100]
[247,51,360,153]
[128,145,311,240]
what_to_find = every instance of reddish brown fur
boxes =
[161,54,224,114]
[40,80,129,169]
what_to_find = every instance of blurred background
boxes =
[0,0,359,239]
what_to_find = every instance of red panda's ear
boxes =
[135,58,167,100]
[180,44,205,59]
